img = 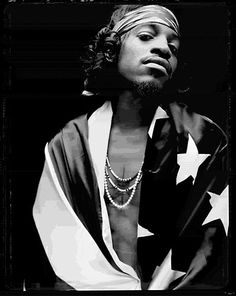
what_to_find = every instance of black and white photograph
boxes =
[0,0,234,294]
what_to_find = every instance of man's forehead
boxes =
[113,5,180,37]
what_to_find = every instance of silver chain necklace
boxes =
[106,156,138,182]
[105,166,142,192]
[104,156,143,209]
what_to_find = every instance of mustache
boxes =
[141,56,172,75]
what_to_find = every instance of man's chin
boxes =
[132,80,163,99]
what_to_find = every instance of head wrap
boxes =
[113,5,180,37]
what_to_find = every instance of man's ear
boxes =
[103,42,117,63]
[103,31,121,63]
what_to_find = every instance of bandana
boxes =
[113,5,180,37]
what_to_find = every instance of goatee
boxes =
[132,81,161,100]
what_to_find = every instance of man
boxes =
[32,4,228,290]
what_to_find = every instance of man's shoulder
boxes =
[65,113,89,131]
[46,114,88,152]
[167,101,228,153]
[49,99,107,147]
[62,96,107,132]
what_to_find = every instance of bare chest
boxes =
[107,128,147,179]
[104,127,147,270]
[104,187,141,271]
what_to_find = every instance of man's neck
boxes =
[112,90,158,133]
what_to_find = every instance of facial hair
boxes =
[132,80,164,103]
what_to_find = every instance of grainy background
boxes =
[0,1,233,292]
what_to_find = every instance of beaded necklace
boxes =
[104,156,143,209]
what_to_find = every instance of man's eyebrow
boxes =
[134,24,180,41]
[149,24,180,40]
[169,32,180,42]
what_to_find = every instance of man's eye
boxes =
[169,44,178,55]
[138,34,153,41]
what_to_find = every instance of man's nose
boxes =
[150,36,171,60]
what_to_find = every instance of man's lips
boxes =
[142,57,172,76]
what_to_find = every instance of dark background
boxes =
[0,0,233,293]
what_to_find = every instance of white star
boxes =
[202,186,229,235]
[177,134,210,184]
[137,224,154,238]
[148,249,185,290]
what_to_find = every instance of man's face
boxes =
[117,23,180,92]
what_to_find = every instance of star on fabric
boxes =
[177,134,210,184]
[137,224,154,238]
[202,186,229,235]
[148,250,186,290]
